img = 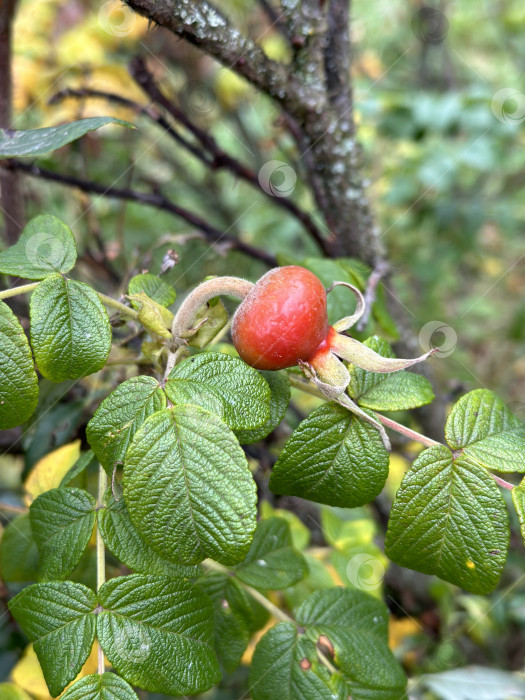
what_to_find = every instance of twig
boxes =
[2,159,277,266]
[96,465,107,674]
[356,260,390,331]
[129,57,329,254]
[0,282,40,300]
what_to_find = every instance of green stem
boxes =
[374,413,442,449]
[97,292,139,320]
[0,282,40,299]
[96,465,108,674]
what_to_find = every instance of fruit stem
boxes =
[0,282,40,299]
[97,292,140,320]
[171,276,254,344]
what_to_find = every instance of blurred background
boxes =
[1,0,525,698]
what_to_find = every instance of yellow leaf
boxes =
[0,683,32,700]
[385,453,409,498]
[11,644,102,700]
[389,617,421,650]
[24,441,81,505]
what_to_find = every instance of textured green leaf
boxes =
[199,572,265,672]
[60,673,138,700]
[97,491,201,578]
[385,446,509,594]
[30,274,112,382]
[236,517,307,590]
[86,376,166,474]
[97,574,220,696]
[123,405,257,565]
[296,588,406,699]
[347,336,434,411]
[0,215,77,279]
[59,449,97,487]
[0,300,38,428]
[165,352,270,431]
[445,389,525,473]
[270,402,389,507]
[128,273,175,307]
[8,581,97,696]
[0,512,39,582]
[249,622,336,700]
[0,117,133,158]
[30,487,96,581]
[235,370,290,444]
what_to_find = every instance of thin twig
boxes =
[2,159,277,266]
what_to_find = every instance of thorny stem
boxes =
[96,464,107,675]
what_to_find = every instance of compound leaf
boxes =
[347,336,434,411]
[123,405,257,565]
[236,517,307,590]
[385,445,509,594]
[8,581,97,696]
[270,402,389,507]
[165,352,270,431]
[29,487,96,581]
[30,274,111,382]
[445,389,525,473]
[86,376,166,474]
[0,300,38,429]
[97,574,220,696]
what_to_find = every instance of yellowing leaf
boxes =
[389,617,421,650]
[385,453,409,498]
[24,441,81,505]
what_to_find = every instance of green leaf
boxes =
[0,117,134,158]
[347,336,434,411]
[128,292,174,339]
[0,300,38,429]
[8,581,97,696]
[445,389,525,473]
[236,517,307,590]
[296,588,406,699]
[0,512,40,582]
[29,487,96,581]
[165,352,271,431]
[59,449,97,487]
[249,622,336,700]
[235,370,290,444]
[270,402,389,507]
[86,376,166,474]
[199,572,260,672]
[97,490,201,578]
[385,445,509,594]
[60,673,138,700]
[97,574,220,696]
[0,215,77,279]
[123,405,257,565]
[128,273,175,307]
[187,298,228,348]
[30,274,112,382]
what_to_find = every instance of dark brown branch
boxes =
[0,0,25,244]
[49,87,212,166]
[3,160,277,267]
[324,0,352,108]
[129,57,329,254]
